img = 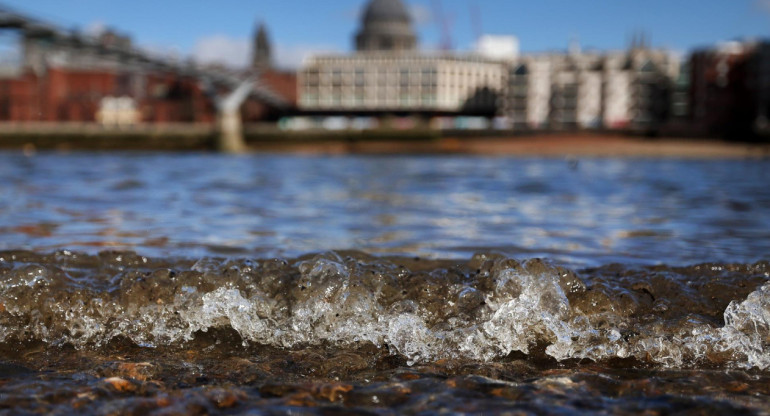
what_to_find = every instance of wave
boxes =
[0,250,768,369]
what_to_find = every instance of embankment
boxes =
[1,123,768,158]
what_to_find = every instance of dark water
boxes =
[0,152,769,414]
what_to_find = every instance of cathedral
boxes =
[298,0,504,116]
[355,0,417,53]
[298,0,681,131]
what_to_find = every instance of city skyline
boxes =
[2,0,769,69]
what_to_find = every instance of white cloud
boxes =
[192,34,339,70]
[192,35,250,68]
[475,35,519,60]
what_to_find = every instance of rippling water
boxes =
[0,152,768,414]
[1,153,769,265]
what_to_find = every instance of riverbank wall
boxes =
[0,123,768,158]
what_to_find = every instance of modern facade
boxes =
[501,49,680,130]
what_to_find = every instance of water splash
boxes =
[0,251,767,369]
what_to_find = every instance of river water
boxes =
[0,152,768,414]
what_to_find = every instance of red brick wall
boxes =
[0,68,218,123]
[262,70,298,105]
[0,72,41,121]
[241,70,298,122]
[0,66,296,124]
[46,68,117,122]
[689,49,754,136]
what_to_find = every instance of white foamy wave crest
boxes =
[0,251,768,369]
[719,282,770,369]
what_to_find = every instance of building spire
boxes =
[252,22,272,69]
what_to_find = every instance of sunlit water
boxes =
[1,153,768,266]
[0,152,768,414]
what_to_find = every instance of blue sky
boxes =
[2,0,769,68]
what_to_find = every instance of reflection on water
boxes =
[0,152,768,266]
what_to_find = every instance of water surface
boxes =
[1,153,768,266]
[0,152,768,414]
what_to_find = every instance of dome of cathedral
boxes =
[355,0,417,52]
[362,0,411,25]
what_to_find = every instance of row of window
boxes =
[508,60,665,75]
[305,68,437,77]
[304,68,499,82]
[302,95,439,107]
[301,93,498,107]
[303,85,439,94]
[506,79,667,94]
[504,99,661,116]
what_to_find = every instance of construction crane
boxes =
[432,0,453,51]
[470,0,482,45]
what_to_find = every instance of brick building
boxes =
[689,41,757,138]
[753,42,770,135]
[0,24,220,124]
[0,8,294,125]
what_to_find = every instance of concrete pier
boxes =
[216,110,247,153]
[214,81,255,154]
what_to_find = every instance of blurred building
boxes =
[753,41,770,135]
[242,22,298,122]
[252,23,272,69]
[299,0,506,117]
[669,60,691,122]
[689,41,756,138]
[502,47,679,131]
[300,54,503,115]
[0,6,290,124]
[0,17,215,123]
[299,0,686,132]
[355,0,417,53]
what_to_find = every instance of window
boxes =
[377,70,388,87]
[332,68,343,87]
[305,69,320,87]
